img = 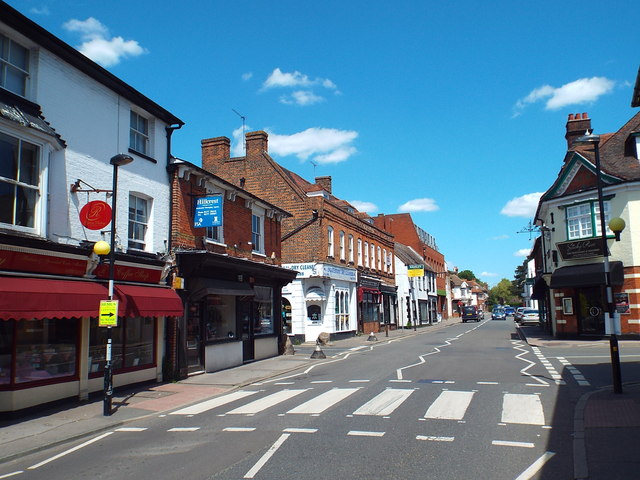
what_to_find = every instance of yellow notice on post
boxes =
[99,300,118,327]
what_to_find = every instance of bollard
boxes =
[310,341,326,359]
[367,331,378,341]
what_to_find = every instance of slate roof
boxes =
[0,89,65,147]
[394,243,434,271]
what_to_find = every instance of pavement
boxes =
[0,318,638,480]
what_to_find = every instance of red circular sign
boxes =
[79,200,112,230]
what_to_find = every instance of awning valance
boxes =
[305,287,326,302]
[358,287,381,303]
[549,261,624,289]
[0,277,184,321]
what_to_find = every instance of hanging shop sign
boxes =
[194,195,223,228]
[557,238,607,260]
[79,200,112,230]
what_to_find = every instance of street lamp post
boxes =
[103,153,134,415]
[575,133,623,394]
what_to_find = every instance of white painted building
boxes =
[281,263,358,342]
[394,243,435,328]
[0,3,184,412]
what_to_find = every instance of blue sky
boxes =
[8,0,639,286]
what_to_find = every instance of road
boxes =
[2,316,639,480]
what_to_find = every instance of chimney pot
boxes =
[565,112,592,149]
[201,136,230,172]
[568,114,574,120]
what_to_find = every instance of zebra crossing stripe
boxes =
[353,388,415,416]
[501,394,545,425]
[424,391,475,420]
[287,388,360,414]
[170,390,259,415]
[227,389,309,415]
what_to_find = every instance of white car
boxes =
[520,309,540,325]
[514,307,526,323]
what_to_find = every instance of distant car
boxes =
[514,307,526,323]
[461,305,481,322]
[492,308,506,320]
[504,306,516,316]
[520,309,540,325]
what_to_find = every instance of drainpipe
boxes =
[165,124,183,252]
[281,209,319,242]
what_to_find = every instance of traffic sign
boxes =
[99,300,118,327]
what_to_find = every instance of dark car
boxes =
[461,305,481,322]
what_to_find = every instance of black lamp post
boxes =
[103,153,134,415]
[574,133,623,394]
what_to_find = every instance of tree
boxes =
[511,260,527,300]
[457,269,476,281]
[489,278,519,306]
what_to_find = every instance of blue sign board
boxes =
[194,195,223,228]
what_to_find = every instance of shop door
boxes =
[238,297,254,362]
[577,287,605,335]
[186,303,204,373]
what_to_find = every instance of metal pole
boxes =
[593,140,623,394]
[104,163,118,416]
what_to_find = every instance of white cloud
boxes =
[242,72,253,81]
[30,6,50,15]
[267,127,358,165]
[63,17,145,67]
[491,234,509,240]
[280,90,325,106]
[500,192,543,218]
[349,200,378,213]
[514,77,615,116]
[398,198,439,213]
[514,248,531,257]
[481,272,499,277]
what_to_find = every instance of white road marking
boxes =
[424,391,475,420]
[492,440,535,448]
[353,388,414,416]
[416,435,455,442]
[0,472,23,478]
[557,356,591,386]
[502,394,545,425]
[227,389,309,415]
[310,380,332,384]
[115,427,147,432]
[349,346,368,351]
[283,428,317,433]
[287,388,360,414]
[389,379,412,383]
[168,427,200,432]
[170,390,259,415]
[244,433,290,479]
[349,379,370,383]
[477,381,499,385]
[514,452,556,480]
[223,427,256,432]
[348,430,385,437]
[28,432,114,469]
[513,341,550,386]
[275,382,295,385]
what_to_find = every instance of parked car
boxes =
[514,307,526,323]
[461,305,481,322]
[504,306,516,317]
[492,308,506,320]
[519,309,540,325]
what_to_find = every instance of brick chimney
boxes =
[315,176,332,194]
[201,136,230,173]
[565,113,592,149]
[246,131,268,158]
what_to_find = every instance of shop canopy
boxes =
[0,277,183,321]
[549,261,624,289]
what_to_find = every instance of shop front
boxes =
[281,263,357,343]
[176,251,297,375]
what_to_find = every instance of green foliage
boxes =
[489,278,519,306]
[457,269,476,281]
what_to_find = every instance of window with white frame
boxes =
[566,201,610,240]
[339,230,345,260]
[370,243,375,269]
[383,249,387,272]
[364,241,369,267]
[377,246,382,270]
[357,238,362,266]
[0,131,40,230]
[130,111,149,155]
[205,225,221,243]
[0,34,29,97]
[252,212,264,253]
[387,251,393,274]
[128,194,149,250]
[334,289,350,331]
[327,226,334,257]
[348,234,354,263]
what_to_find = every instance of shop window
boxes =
[14,318,77,384]
[254,286,273,335]
[335,290,350,331]
[282,298,292,335]
[0,320,14,385]
[88,317,155,374]
[128,194,150,251]
[203,295,235,341]
[566,201,610,240]
[0,131,40,230]
[307,304,321,324]
[0,33,30,97]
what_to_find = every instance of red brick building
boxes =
[373,213,448,318]
[200,131,397,341]
[167,160,296,376]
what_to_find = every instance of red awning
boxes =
[115,284,184,317]
[357,287,382,303]
[0,277,109,321]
